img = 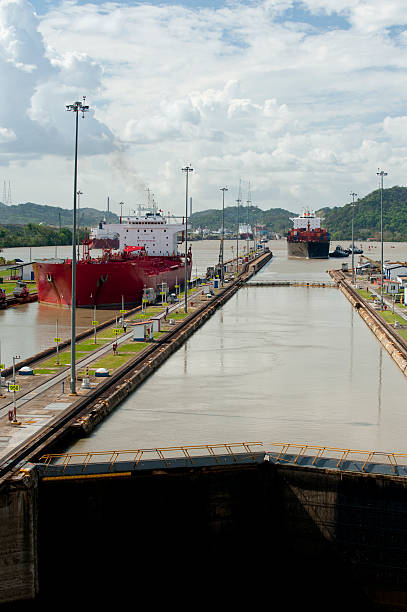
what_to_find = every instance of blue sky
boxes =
[1,0,407,213]
[31,0,244,14]
[32,0,352,32]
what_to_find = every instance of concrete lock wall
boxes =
[3,456,407,607]
[22,462,407,609]
[0,472,38,604]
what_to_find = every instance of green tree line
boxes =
[190,205,294,234]
[191,186,407,241]
[0,201,118,226]
[319,186,407,240]
[0,224,88,248]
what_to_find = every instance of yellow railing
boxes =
[268,442,407,473]
[38,441,407,475]
[39,442,264,474]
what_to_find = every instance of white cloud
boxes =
[1,0,407,214]
[0,127,17,143]
[0,0,115,163]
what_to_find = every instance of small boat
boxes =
[347,245,363,254]
[329,245,349,258]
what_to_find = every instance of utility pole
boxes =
[77,189,83,260]
[236,180,241,273]
[350,192,357,285]
[377,169,388,310]
[182,165,193,313]
[220,187,228,286]
[66,97,89,395]
[246,181,251,258]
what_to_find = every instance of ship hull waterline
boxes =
[287,241,330,259]
[33,258,192,308]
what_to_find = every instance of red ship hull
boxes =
[33,256,191,308]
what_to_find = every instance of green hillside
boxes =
[0,201,118,227]
[0,224,88,249]
[190,205,294,234]
[318,186,407,240]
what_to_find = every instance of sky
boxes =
[1,0,407,216]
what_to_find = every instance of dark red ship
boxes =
[33,204,192,308]
[287,210,330,259]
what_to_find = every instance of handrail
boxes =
[267,442,407,473]
[39,442,264,474]
[32,440,407,477]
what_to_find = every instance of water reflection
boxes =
[64,280,407,454]
[0,240,235,367]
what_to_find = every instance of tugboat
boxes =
[287,210,330,259]
[347,245,363,255]
[329,245,349,258]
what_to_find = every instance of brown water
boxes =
[60,240,407,454]
[0,240,238,367]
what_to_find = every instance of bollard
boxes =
[62,381,64,394]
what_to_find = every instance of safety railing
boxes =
[39,442,264,474]
[267,442,407,474]
[247,280,338,288]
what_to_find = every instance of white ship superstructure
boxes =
[89,204,185,256]
[290,209,323,231]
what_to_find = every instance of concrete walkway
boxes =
[355,277,407,322]
[0,286,210,461]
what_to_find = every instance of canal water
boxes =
[0,238,403,368]
[61,244,407,454]
[0,240,238,367]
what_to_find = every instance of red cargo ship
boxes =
[33,204,192,308]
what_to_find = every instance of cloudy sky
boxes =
[0,0,406,215]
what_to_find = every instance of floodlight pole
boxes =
[220,187,228,287]
[377,169,388,310]
[236,183,241,273]
[182,165,193,313]
[350,192,357,285]
[66,97,89,394]
[77,190,83,259]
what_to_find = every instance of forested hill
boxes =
[318,186,407,241]
[190,205,294,234]
[0,224,87,249]
[0,201,119,227]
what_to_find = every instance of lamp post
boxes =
[12,354,20,422]
[350,192,357,285]
[236,183,241,273]
[377,169,388,310]
[77,190,83,260]
[66,97,89,395]
[182,165,193,313]
[246,181,251,259]
[220,187,228,287]
[12,355,20,384]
